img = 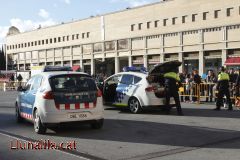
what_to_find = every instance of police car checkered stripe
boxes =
[20,112,32,120]
[56,101,97,110]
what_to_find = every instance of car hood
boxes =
[148,60,182,75]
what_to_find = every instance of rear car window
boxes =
[49,74,97,92]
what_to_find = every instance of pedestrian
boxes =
[164,68,184,116]
[206,70,217,102]
[179,73,186,102]
[17,74,23,87]
[185,74,191,102]
[192,70,201,103]
[235,69,240,109]
[214,66,232,111]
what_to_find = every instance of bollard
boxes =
[3,82,6,92]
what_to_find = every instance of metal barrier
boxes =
[0,81,27,91]
[179,83,236,104]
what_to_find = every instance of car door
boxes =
[115,74,134,106]
[19,77,34,116]
[103,74,122,104]
[28,75,42,114]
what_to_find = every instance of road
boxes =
[0,91,240,160]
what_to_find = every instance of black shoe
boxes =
[213,108,221,111]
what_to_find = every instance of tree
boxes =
[0,45,6,70]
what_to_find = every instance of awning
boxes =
[72,65,81,71]
[225,57,240,66]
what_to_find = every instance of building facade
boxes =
[5,0,240,75]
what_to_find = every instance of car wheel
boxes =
[91,119,104,129]
[128,97,142,114]
[33,109,46,134]
[15,103,23,123]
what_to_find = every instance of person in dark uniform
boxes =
[214,66,233,111]
[164,68,184,116]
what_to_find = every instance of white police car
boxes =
[16,66,104,134]
[102,67,175,113]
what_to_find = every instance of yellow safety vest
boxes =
[164,72,180,81]
[218,72,229,81]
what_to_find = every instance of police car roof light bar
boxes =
[43,66,73,72]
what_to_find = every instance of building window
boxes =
[38,41,41,45]
[87,32,90,38]
[72,35,75,40]
[76,34,79,39]
[58,37,61,42]
[118,39,128,50]
[54,38,57,43]
[147,22,150,29]
[18,44,20,48]
[227,7,233,17]
[105,41,115,51]
[25,43,27,47]
[138,23,142,30]
[82,33,85,39]
[50,39,52,44]
[31,42,34,46]
[203,12,209,20]
[63,36,65,42]
[172,17,177,25]
[46,39,48,44]
[214,10,220,18]
[93,43,102,52]
[35,41,37,46]
[131,24,135,31]
[42,40,44,45]
[21,44,23,48]
[154,20,159,27]
[66,36,69,41]
[163,19,168,26]
[192,14,197,22]
[182,16,187,23]
[239,6,240,15]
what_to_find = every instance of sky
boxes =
[0,0,160,44]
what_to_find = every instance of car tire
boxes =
[15,103,23,123]
[33,109,47,134]
[128,97,142,114]
[91,119,104,129]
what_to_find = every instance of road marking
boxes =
[126,136,240,160]
[0,129,106,160]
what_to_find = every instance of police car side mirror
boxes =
[17,86,26,92]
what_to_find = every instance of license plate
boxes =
[68,113,87,119]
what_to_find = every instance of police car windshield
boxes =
[49,74,97,92]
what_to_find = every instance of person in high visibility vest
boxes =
[214,66,233,111]
[164,68,184,116]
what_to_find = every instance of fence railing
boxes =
[0,81,27,91]
[179,83,236,104]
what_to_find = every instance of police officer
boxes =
[164,68,184,116]
[215,66,233,111]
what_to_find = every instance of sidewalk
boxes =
[0,91,18,108]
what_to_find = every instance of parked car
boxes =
[16,66,104,134]
[102,67,175,113]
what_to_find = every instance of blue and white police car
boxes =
[16,66,104,134]
[102,67,175,113]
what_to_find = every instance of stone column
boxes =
[222,49,227,67]
[199,51,205,76]
[70,46,73,67]
[91,55,95,75]
[128,56,132,67]
[178,52,183,73]
[115,56,120,74]
[143,55,148,69]
[61,48,64,66]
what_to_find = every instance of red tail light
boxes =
[97,89,102,97]
[145,86,156,92]
[43,91,54,99]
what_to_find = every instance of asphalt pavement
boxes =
[0,91,240,160]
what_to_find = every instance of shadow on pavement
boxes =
[0,111,240,150]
